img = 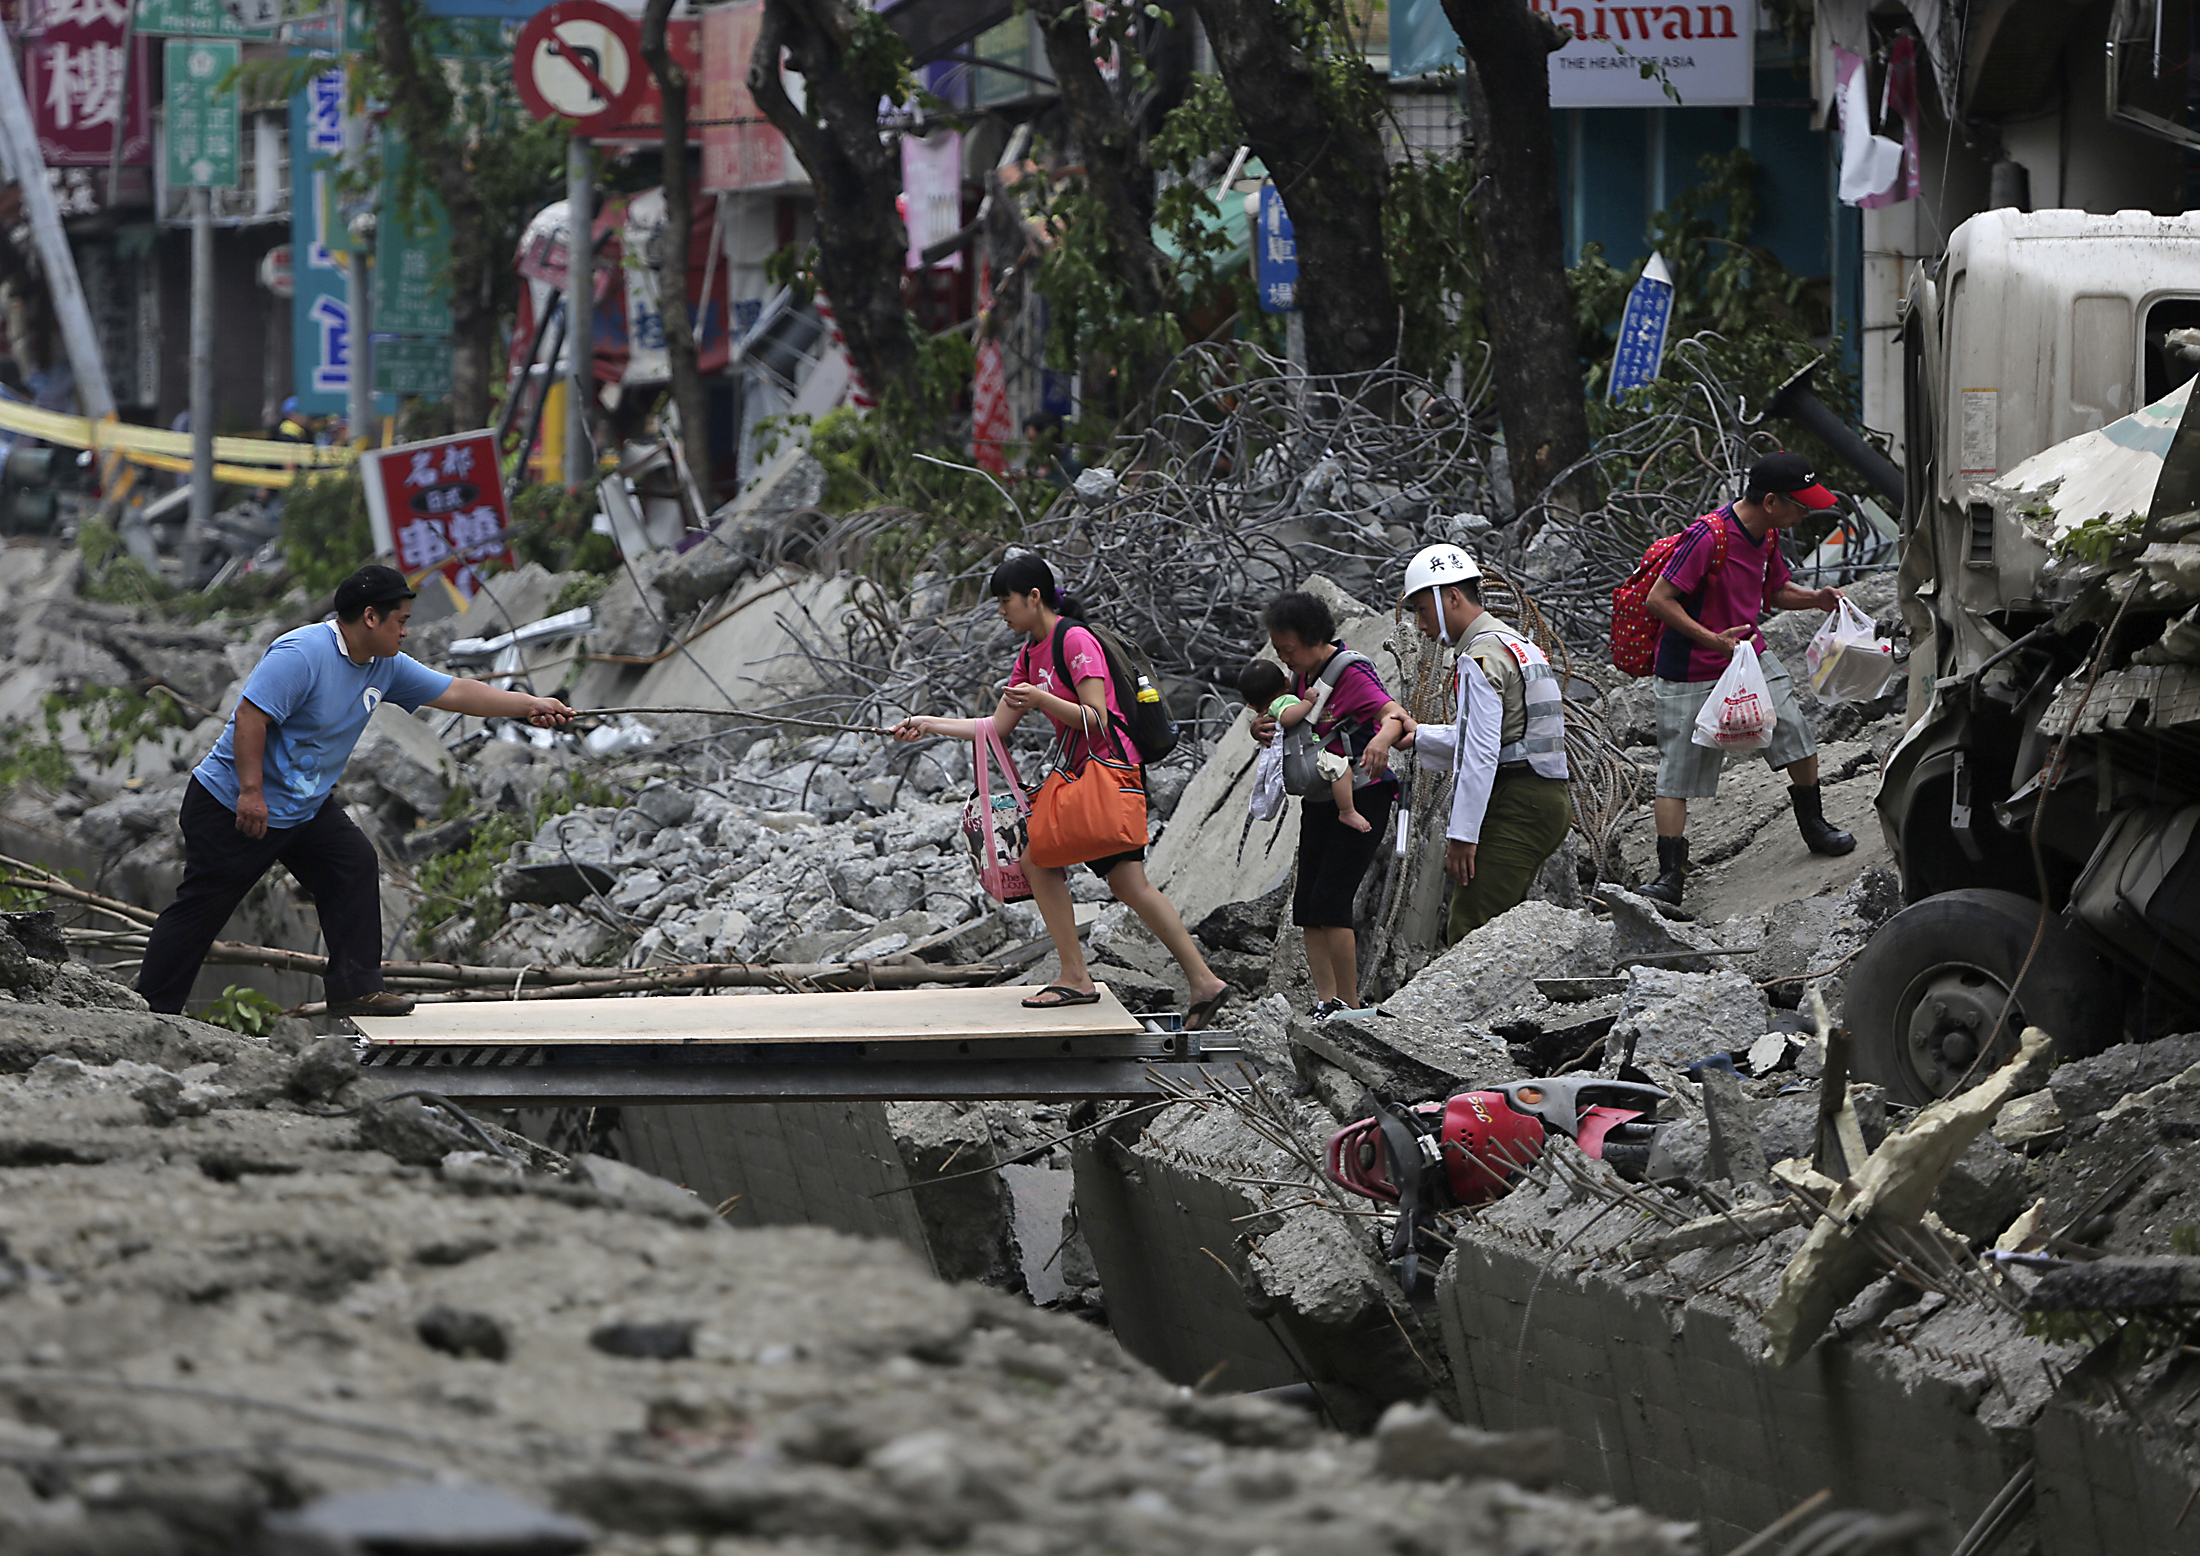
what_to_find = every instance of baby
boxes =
[1238,660,1370,833]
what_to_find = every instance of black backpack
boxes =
[1050,620,1179,765]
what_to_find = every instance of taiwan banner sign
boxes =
[1608,251,1675,400]
[289,69,349,417]
[359,431,516,604]
[25,0,151,167]
[1388,0,1752,107]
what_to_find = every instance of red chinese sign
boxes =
[24,0,150,167]
[699,0,794,191]
[359,431,516,605]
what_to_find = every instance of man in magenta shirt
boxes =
[1640,452,1855,905]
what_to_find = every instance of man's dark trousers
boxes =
[136,778,385,1014]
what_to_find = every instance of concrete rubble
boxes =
[5,495,2200,1552]
[0,886,1701,1556]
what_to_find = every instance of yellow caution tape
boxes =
[117,447,308,488]
[0,397,354,469]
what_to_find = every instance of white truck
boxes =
[1848,208,2200,1105]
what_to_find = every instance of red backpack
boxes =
[1610,516,1729,676]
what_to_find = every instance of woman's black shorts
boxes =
[1291,783,1395,929]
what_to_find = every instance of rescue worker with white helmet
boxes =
[1396,543,1574,944]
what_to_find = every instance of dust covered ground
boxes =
[0,942,1693,1556]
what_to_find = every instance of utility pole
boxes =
[189,186,214,534]
[343,105,372,444]
[0,36,116,420]
[565,135,593,489]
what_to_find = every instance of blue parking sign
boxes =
[1255,185,1297,315]
[1609,251,1675,400]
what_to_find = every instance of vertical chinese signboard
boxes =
[25,0,151,167]
[290,68,349,416]
[1607,252,1674,400]
[1255,185,1296,314]
[699,0,793,190]
[360,430,517,604]
[163,37,240,187]
[371,130,451,394]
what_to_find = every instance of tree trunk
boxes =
[1032,4,1177,410]
[372,0,494,427]
[1440,0,1591,517]
[1187,0,1395,377]
[747,0,914,402]
[641,0,714,498]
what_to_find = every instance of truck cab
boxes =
[1851,209,2200,1104]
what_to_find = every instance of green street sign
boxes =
[340,2,509,57]
[372,336,453,396]
[136,0,277,38]
[372,133,452,337]
[163,38,242,188]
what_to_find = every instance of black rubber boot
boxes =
[1640,835,1688,904]
[1792,781,1856,855]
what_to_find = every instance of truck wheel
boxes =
[1844,889,2116,1107]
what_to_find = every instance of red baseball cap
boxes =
[1748,451,1838,510]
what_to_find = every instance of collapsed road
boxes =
[1,364,2197,1553]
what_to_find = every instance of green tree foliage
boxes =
[507,482,619,575]
[280,470,377,598]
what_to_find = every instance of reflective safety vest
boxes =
[1464,617,1569,781]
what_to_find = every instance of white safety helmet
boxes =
[1401,543,1482,603]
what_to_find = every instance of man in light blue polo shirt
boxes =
[137,565,574,1017]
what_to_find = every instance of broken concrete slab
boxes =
[349,703,457,817]
[1699,1066,1769,1186]
[1289,1007,1515,1105]
[1601,965,1770,1076]
[1371,1401,1563,1487]
[2049,1035,2200,1125]
[1604,886,1726,973]
[1383,902,1613,1031]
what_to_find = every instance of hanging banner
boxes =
[290,68,349,416]
[901,127,962,269]
[699,0,797,190]
[163,37,240,188]
[1388,0,1753,107]
[621,187,668,384]
[360,430,516,603]
[25,0,152,167]
[1608,251,1675,399]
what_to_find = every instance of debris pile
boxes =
[0,903,1703,1556]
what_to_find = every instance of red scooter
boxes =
[1323,1078,1667,1284]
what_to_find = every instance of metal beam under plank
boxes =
[354,982,1146,1048]
[360,1059,1249,1105]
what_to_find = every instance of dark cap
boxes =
[334,564,417,615]
[1746,451,1838,510]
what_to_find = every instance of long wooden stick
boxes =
[0,857,162,927]
[575,705,901,736]
[62,928,994,991]
[287,959,1000,1014]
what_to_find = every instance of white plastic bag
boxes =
[1692,640,1774,752]
[1805,597,1898,705]
[1249,736,1286,821]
